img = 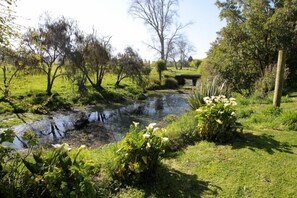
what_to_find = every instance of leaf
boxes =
[22,159,39,174]
[142,156,148,165]
[33,153,43,164]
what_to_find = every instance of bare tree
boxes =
[129,0,187,62]
[175,36,195,69]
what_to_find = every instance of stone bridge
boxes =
[174,74,201,86]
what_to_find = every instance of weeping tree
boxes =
[23,14,75,95]
[129,0,188,63]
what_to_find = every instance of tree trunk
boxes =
[273,50,286,107]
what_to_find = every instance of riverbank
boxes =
[1,91,190,149]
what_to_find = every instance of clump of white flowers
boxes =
[195,95,242,143]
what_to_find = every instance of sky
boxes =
[14,0,225,61]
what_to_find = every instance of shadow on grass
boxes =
[138,165,221,198]
[232,132,295,154]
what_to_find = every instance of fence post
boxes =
[273,49,286,107]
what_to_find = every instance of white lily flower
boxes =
[146,142,151,149]
[132,121,139,127]
[143,133,150,138]
[52,144,62,148]
[162,137,169,142]
[216,119,223,124]
[146,123,156,130]
[153,127,160,133]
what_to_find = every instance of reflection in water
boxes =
[1,93,189,149]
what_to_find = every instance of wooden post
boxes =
[273,50,286,107]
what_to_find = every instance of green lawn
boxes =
[113,93,297,198]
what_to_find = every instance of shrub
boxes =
[22,144,98,197]
[254,65,289,97]
[188,76,229,110]
[195,95,242,143]
[0,101,13,114]
[111,122,168,184]
[163,78,178,89]
[155,60,166,82]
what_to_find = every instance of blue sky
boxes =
[15,0,225,60]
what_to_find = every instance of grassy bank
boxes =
[113,93,297,197]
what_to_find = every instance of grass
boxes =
[112,91,297,197]
[2,66,296,197]
[112,128,297,197]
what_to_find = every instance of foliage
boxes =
[163,78,178,89]
[69,32,112,91]
[111,122,168,184]
[22,143,98,197]
[254,64,289,97]
[190,59,202,68]
[0,0,17,47]
[155,59,166,82]
[112,46,150,88]
[195,95,242,143]
[208,0,297,93]
[23,14,75,95]
[188,76,228,110]
[0,129,22,197]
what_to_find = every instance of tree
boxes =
[174,36,195,69]
[112,46,150,88]
[0,45,38,97]
[0,0,17,47]
[207,0,297,94]
[69,30,112,91]
[155,59,166,82]
[129,0,187,62]
[23,14,75,95]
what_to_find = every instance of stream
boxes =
[1,93,190,149]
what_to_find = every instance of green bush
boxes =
[111,122,168,184]
[22,144,98,197]
[188,76,229,110]
[163,78,179,89]
[254,65,289,97]
[195,95,242,143]
[0,101,13,114]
